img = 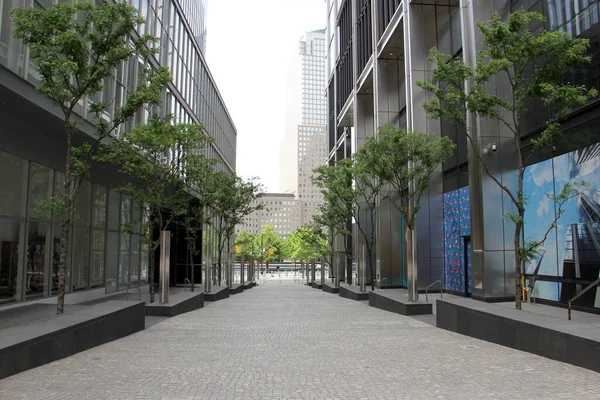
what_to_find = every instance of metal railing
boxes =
[425,280,443,303]
[376,277,387,291]
[126,285,141,301]
[568,277,600,320]
[184,278,191,292]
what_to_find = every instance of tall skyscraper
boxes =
[297,29,327,225]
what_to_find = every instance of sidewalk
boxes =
[1,281,599,399]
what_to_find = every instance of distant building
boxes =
[297,29,327,225]
[236,193,302,239]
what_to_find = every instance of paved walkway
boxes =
[1,281,599,399]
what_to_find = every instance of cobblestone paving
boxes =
[1,281,599,399]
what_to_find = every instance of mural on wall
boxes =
[524,143,600,308]
[443,186,472,294]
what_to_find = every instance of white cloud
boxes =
[528,161,554,186]
[536,195,550,218]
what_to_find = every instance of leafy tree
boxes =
[359,125,454,298]
[107,115,213,303]
[182,156,220,292]
[11,1,169,313]
[417,10,595,308]
[255,224,283,272]
[235,230,259,262]
[210,174,264,284]
[313,193,352,284]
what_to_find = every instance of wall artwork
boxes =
[523,143,600,308]
[443,186,472,294]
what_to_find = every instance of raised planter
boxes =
[322,282,339,294]
[229,283,244,295]
[204,285,230,302]
[436,299,600,373]
[339,284,368,301]
[369,290,432,316]
[145,292,204,317]
[0,301,145,380]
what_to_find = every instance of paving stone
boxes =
[0,280,599,399]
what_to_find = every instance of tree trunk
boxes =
[514,210,524,310]
[57,215,71,314]
[57,121,74,315]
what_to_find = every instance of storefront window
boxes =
[0,219,23,303]
[71,226,90,291]
[91,229,105,288]
[26,221,50,298]
[0,151,28,218]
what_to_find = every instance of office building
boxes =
[325,0,600,310]
[0,0,236,305]
[298,30,328,225]
[236,193,302,239]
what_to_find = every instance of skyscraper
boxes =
[298,29,327,226]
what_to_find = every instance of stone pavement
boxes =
[1,281,599,399]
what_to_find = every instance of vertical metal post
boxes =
[360,245,366,293]
[206,242,212,294]
[159,231,170,304]
[241,255,245,285]
[311,260,316,284]
[228,252,233,288]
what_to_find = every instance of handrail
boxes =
[184,278,191,292]
[568,277,600,320]
[425,280,443,303]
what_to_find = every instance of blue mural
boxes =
[443,186,472,294]
[523,143,600,308]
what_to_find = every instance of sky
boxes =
[206,0,326,193]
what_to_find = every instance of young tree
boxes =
[360,125,455,298]
[313,158,383,290]
[417,10,596,308]
[12,1,170,313]
[313,195,351,284]
[210,174,263,284]
[107,115,213,303]
[256,224,283,273]
[235,230,258,262]
[182,156,220,292]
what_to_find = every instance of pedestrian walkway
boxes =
[1,281,599,399]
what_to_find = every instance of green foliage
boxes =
[286,225,327,263]
[209,174,264,265]
[11,1,169,312]
[360,125,455,230]
[106,114,213,247]
[256,224,284,263]
[417,9,596,308]
[235,230,259,260]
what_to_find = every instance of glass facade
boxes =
[0,0,236,306]
[0,150,147,304]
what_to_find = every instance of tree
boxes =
[417,10,596,309]
[235,230,258,262]
[182,156,220,292]
[210,174,264,284]
[256,224,283,273]
[313,158,382,289]
[359,125,455,298]
[313,193,352,284]
[11,1,170,313]
[107,115,213,303]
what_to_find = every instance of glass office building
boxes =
[0,0,236,305]
[325,0,600,310]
